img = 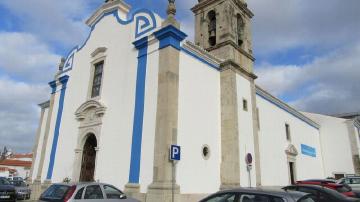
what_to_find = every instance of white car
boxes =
[338,176,360,189]
[39,182,140,202]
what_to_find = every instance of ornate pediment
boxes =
[75,100,106,124]
[285,144,298,156]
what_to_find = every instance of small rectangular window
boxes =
[243,99,248,111]
[91,61,104,98]
[285,123,291,141]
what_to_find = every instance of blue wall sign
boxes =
[301,144,316,157]
[170,145,181,161]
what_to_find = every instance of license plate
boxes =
[0,196,10,199]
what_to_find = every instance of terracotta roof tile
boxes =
[0,159,32,168]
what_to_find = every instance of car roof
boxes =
[284,184,349,199]
[216,187,309,199]
[50,182,116,187]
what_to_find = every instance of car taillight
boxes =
[63,186,76,202]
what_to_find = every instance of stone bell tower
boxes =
[192,0,261,188]
[192,0,255,73]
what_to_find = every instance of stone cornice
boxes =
[256,86,320,129]
[220,60,257,79]
[86,0,131,27]
[192,0,254,18]
[182,41,223,65]
[38,100,50,109]
[206,40,255,62]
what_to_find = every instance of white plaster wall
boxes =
[236,75,256,187]
[138,40,159,193]
[0,171,9,177]
[177,51,221,194]
[50,8,162,191]
[256,95,324,186]
[304,113,355,177]
[31,107,48,181]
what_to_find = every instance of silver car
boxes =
[39,182,139,202]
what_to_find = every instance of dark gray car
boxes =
[199,188,316,202]
[40,182,139,202]
[10,181,31,200]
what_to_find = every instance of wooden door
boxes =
[80,134,97,182]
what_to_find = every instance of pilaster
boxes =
[29,101,50,182]
[36,81,57,182]
[219,65,240,190]
[146,24,186,202]
[46,75,70,180]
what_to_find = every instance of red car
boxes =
[296,179,356,198]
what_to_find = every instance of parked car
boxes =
[0,177,16,202]
[283,184,360,202]
[338,176,360,189]
[39,182,139,202]
[296,179,356,197]
[10,181,30,200]
[199,187,316,202]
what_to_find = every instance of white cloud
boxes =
[0,77,49,153]
[256,42,360,114]
[247,0,360,56]
[0,32,60,82]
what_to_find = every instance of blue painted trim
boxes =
[59,8,157,74]
[301,144,316,157]
[48,80,57,94]
[128,37,148,184]
[256,92,319,130]
[46,75,70,180]
[154,25,187,50]
[180,47,220,71]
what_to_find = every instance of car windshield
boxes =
[0,177,10,185]
[11,181,26,187]
[41,185,71,200]
[336,185,351,193]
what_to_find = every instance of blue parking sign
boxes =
[170,145,181,161]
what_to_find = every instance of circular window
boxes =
[202,145,210,160]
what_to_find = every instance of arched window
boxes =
[208,10,216,46]
[237,14,245,46]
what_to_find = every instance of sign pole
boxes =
[169,145,180,202]
[172,161,175,202]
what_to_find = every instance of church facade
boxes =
[29,0,360,201]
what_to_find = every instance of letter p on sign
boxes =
[170,145,181,161]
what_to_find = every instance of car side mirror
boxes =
[120,194,127,199]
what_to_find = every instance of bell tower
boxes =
[192,0,255,74]
[192,0,262,189]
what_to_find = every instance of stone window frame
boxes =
[87,47,107,101]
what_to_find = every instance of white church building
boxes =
[29,0,360,201]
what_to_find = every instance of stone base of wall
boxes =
[28,181,51,200]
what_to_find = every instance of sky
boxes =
[0,0,359,153]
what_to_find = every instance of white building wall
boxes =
[236,75,256,187]
[256,95,324,186]
[51,12,139,187]
[177,51,221,194]
[304,113,355,177]
[31,107,48,181]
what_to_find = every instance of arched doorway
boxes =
[79,134,97,182]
